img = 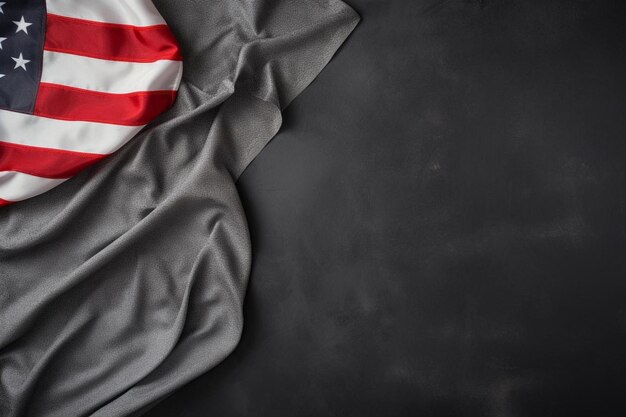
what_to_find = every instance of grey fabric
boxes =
[0,1,359,415]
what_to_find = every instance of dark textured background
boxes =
[148,1,626,416]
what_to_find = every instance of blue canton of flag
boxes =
[0,0,45,113]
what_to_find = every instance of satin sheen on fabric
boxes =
[0,0,359,416]
[0,0,182,206]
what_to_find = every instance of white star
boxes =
[0,74,5,80]
[13,16,33,35]
[0,37,6,50]
[0,2,5,14]
[12,53,30,71]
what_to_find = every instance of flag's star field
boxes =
[0,0,45,112]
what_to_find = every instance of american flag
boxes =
[0,0,182,207]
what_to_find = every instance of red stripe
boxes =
[0,141,106,179]
[0,198,13,207]
[34,83,177,126]
[44,14,182,63]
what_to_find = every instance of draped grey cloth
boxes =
[0,1,359,415]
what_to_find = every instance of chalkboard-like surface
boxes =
[149,1,626,416]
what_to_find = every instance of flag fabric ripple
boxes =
[0,0,183,206]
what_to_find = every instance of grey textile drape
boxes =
[0,1,359,415]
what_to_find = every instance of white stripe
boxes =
[41,52,183,94]
[46,0,166,26]
[0,171,67,202]
[0,109,142,154]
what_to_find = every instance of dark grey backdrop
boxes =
[148,0,626,416]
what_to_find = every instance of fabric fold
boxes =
[0,0,359,415]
